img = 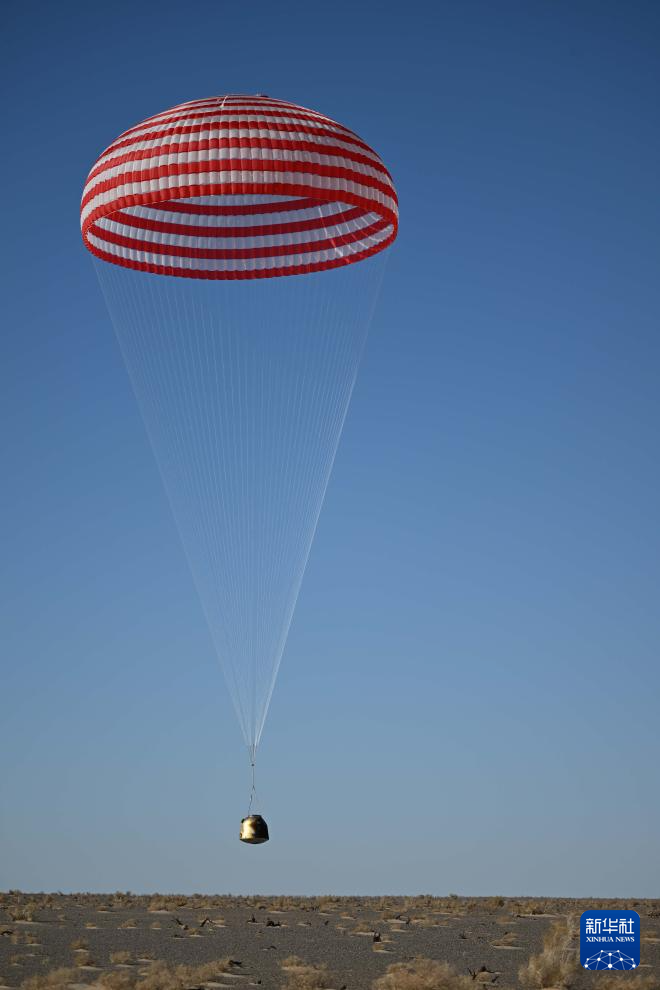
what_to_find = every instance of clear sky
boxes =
[1,0,659,897]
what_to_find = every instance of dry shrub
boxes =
[493,931,517,946]
[483,897,505,911]
[22,967,82,990]
[373,958,473,990]
[96,973,135,990]
[119,919,137,929]
[8,904,38,922]
[317,897,341,913]
[526,903,550,916]
[591,977,658,990]
[74,950,95,968]
[147,898,170,913]
[137,960,234,990]
[110,951,133,965]
[281,956,330,990]
[518,918,578,989]
[66,960,237,990]
[71,939,88,951]
[410,915,441,929]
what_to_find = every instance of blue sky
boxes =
[1,0,659,896]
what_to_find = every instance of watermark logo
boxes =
[580,910,640,970]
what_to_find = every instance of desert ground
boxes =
[1,894,658,990]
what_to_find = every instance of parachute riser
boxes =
[247,755,257,817]
[241,752,269,843]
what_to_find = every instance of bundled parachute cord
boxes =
[247,757,257,817]
[95,241,388,756]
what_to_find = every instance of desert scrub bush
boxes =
[317,897,341,913]
[137,960,235,990]
[373,958,473,990]
[269,896,297,911]
[22,967,82,990]
[410,915,441,929]
[146,896,190,912]
[280,956,330,990]
[74,950,96,968]
[119,919,137,929]
[147,898,169,912]
[71,939,88,951]
[484,897,505,910]
[586,976,657,990]
[492,931,518,946]
[111,893,134,909]
[8,903,38,922]
[518,918,578,989]
[88,961,237,990]
[110,951,133,965]
[96,972,136,990]
[529,903,547,916]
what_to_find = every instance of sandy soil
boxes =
[1,894,658,990]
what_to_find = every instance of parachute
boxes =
[82,94,398,819]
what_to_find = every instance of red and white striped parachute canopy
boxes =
[81,94,398,280]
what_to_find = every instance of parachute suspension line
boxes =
[97,263,251,744]
[252,249,389,744]
[95,244,389,755]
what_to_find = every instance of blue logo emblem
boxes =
[580,910,640,970]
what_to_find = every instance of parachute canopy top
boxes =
[81,93,398,280]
